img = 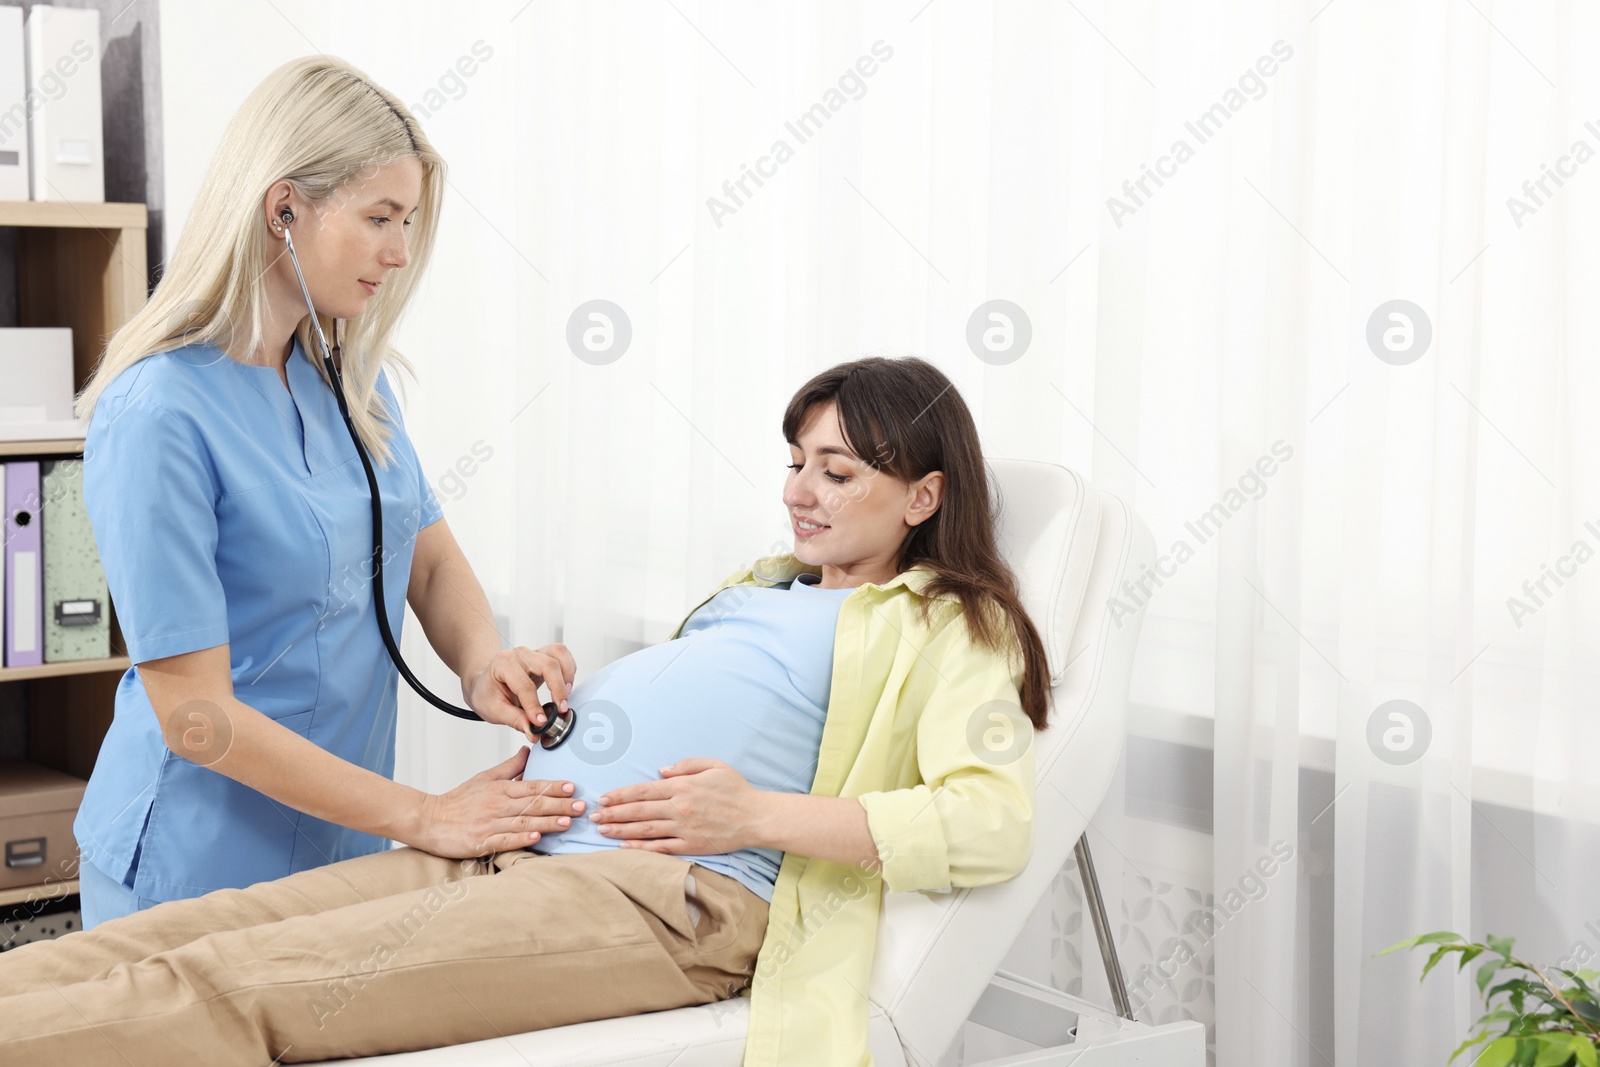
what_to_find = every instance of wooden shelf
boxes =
[0,438,85,458]
[0,879,78,908]
[0,656,130,684]
[2,199,148,885]
[0,200,147,229]
[15,202,149,398]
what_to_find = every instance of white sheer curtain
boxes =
[160,1,1599,1062]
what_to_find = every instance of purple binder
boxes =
[4,461,43,668]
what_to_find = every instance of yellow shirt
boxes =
[669,553,1037,1066]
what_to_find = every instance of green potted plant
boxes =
[1380,932,1600,1065]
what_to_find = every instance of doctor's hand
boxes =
[463,643,577,742]
[408,745,587,859]
[589,758,763,856]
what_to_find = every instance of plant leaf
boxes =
[1378,931,1466,957]
[1558,970,1598,993]
[1424,945,1463,983]
[1475,1036,1518,1067]
[1487,979,1536,1003]
[1532,1034,1576,1067]
[1481,960,1505,995]
[1486,934,1516,961]
[1451,1031,1496,1064]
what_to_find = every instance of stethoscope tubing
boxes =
[276,212,574,750]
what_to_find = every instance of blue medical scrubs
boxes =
[74,335,444,916]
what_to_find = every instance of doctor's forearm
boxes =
[199,696,426,842]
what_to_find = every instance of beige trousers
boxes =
[0,845,768,1066]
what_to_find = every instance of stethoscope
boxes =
[274,205,576,750]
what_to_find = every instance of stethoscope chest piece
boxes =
[537,702,577,750]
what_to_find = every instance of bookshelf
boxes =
[3,200,149,905]
[0,657,131,684]
[0,878,76,909]
[0,440,85,459]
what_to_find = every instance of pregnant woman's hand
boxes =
[409,745,587,858]
[590,757,760,855]
[463,643,577,741]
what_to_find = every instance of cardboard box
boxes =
[0,759,87,890]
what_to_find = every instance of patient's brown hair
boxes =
[783,356,1052,729]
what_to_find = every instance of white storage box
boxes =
[0,328,83,442]
[23,4,104,203]
[0,7,28,201]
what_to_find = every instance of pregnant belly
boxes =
[521,644,825,854]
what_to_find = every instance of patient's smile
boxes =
[793,514,829,538]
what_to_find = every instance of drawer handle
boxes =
[6,838,46,868]
[54,599,102,627]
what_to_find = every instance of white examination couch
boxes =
[317,461,1206,1066]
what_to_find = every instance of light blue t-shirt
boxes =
[525,573,852,901]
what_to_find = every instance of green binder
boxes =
[41,459,110,662]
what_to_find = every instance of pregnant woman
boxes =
[0,357,1051,1067]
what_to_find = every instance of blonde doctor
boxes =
[69,55,579,928]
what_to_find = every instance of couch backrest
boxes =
[866,460,1155,1065]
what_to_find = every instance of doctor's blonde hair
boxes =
[75,55,445,468]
